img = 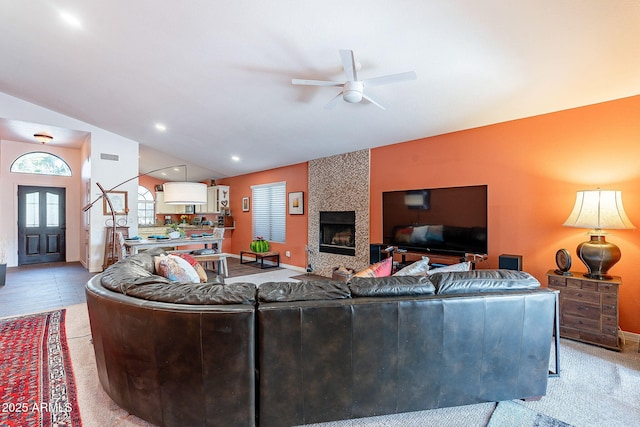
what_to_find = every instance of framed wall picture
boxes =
[103,191,128,215]
[242,196,250,212]
[288,191,304,215]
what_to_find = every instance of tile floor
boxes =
[0,262,94,318]
[0,260,304,319]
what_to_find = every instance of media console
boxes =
[370,244,487,270]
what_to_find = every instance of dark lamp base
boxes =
[576,235,621,281]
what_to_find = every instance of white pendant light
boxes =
[163,182,207,205]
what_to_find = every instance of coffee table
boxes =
[239,251,280,269]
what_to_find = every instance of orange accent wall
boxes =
[370,95,640,334]
[217,162,309,268]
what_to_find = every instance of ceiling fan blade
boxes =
[324,91,344,109]
[362,71,417,87]
[362,93,386,110]
[339,49,358,82]
[292,79,343,87]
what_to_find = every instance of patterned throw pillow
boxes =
[353,257,393,278]
[175,253,208,283]
[154,254,201,283]
[393,257,430,276]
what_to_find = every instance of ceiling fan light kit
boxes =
[292,49,416,110]
[343,81,364,103]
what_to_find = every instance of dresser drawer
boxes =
[548,276,566,287]
[563,314,600,332]
[602,313,618,325]
[598,282,618,293]
[563,288,599,304]
[578,330,619,349]
[601,292,618,306]
[603,323,619,336]
[567,278,597,291]
[563,299,600,320]
[602,303,618,316]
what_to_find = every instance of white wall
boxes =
[0,92,139,271]
[0,140,83,265]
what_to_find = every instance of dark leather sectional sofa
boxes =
[86,250,557,427]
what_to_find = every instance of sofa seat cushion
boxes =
[258,281,350,302]
[348,275,436,297]
[430,269,541,295]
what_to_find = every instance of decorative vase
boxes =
[168,231,181,239]
[250,238,269,253]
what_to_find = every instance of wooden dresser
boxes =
[546,270,621,351]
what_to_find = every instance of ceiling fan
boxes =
[292,49,417,110]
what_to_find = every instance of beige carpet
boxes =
[64,303,640,427]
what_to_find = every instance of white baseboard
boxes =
[620,330,640,345]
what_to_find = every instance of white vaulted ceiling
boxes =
[1,1,640,181]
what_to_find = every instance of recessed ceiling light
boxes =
[155,123,167,131]
[231,155,240,162]
[59,11,82,28]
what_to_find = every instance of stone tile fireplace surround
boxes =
[308,149,370,277]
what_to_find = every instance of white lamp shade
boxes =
[163,182,207,205]
[563,189,635,231]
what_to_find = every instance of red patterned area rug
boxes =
[0,309,82,427]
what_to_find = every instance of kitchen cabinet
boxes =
[156,191,190,214]
[159,186,229,215]
[155,191,176,214]
[199,185,230,214]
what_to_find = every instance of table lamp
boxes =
[563,189,635,280]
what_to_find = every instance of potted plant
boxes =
[166,223,185,239]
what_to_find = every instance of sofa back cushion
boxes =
[258,281,350,302]
[127,282,256,305]
[348,276,435,297]
[99,249,235,304]
[430,269,540,295]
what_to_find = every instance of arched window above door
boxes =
[10,152,72,176]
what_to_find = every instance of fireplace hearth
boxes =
[319,211,355,256]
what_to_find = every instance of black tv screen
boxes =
[382,185,488,256]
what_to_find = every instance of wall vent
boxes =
[100,153,119,161]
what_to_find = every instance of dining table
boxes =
[123,235,223,255]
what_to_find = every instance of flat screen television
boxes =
[382,185,488,256]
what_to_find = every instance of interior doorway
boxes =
[17,186,66,265]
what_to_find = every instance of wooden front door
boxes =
[17,186,66,265]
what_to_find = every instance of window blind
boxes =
[251,182,286,243]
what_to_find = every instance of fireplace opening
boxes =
[319,211,355,256]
